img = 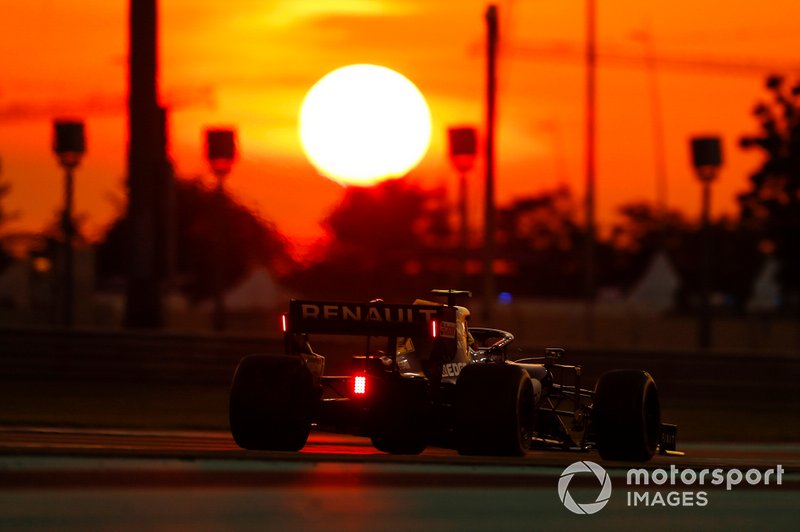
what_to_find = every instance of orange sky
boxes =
[2,0,800,257]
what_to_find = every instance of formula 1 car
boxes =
[229,290,679,461]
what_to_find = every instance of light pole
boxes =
[204,127,237,332]
[690,136,722,350]
[447,126,478,285]
[52,119,86,328]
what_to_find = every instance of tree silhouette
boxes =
[606,203,760,312]
[739,74,800,311]
[96,177,294,303]
[287,179,453,300]
[495,185,586,297]
[607,203,690,291]
[0,172,14,274]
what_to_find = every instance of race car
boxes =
[229,290,679,461]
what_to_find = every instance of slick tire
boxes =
[370,378,429,455]
[455,363,535,457]
[229,354,316,451]
[593,369,661,462]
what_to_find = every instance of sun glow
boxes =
[299,64,432,186]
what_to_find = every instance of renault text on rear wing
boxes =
[285,300,454,337]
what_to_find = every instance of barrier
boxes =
[0,328,798,405]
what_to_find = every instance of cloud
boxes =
[226,0,416,31]
[0,87,216,123]
[0,95,123,122]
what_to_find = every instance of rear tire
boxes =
[592,369,661,461]
[370,377,429,455]
[229,354,316,451]
[455,363,535,456]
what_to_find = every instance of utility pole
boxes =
[643,30,668,213]
[482,4,499,322]
[583,0,597,343]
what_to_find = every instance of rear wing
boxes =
[285,299,454,337]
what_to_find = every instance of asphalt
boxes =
[0,428,798,531]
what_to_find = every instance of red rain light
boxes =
[431,320,438,338]
[281,314,287,333]
[353,375,367,395]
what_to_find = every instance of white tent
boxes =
[627,250,680,313]
[747,257,780,313]
[225,267,282,310]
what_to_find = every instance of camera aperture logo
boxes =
[558,461,612,515]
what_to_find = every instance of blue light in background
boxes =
[498,292,513,305]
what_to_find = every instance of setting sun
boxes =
[299,64,432,187]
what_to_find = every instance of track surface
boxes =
[1,427,798,530]
[2,426,799,467]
